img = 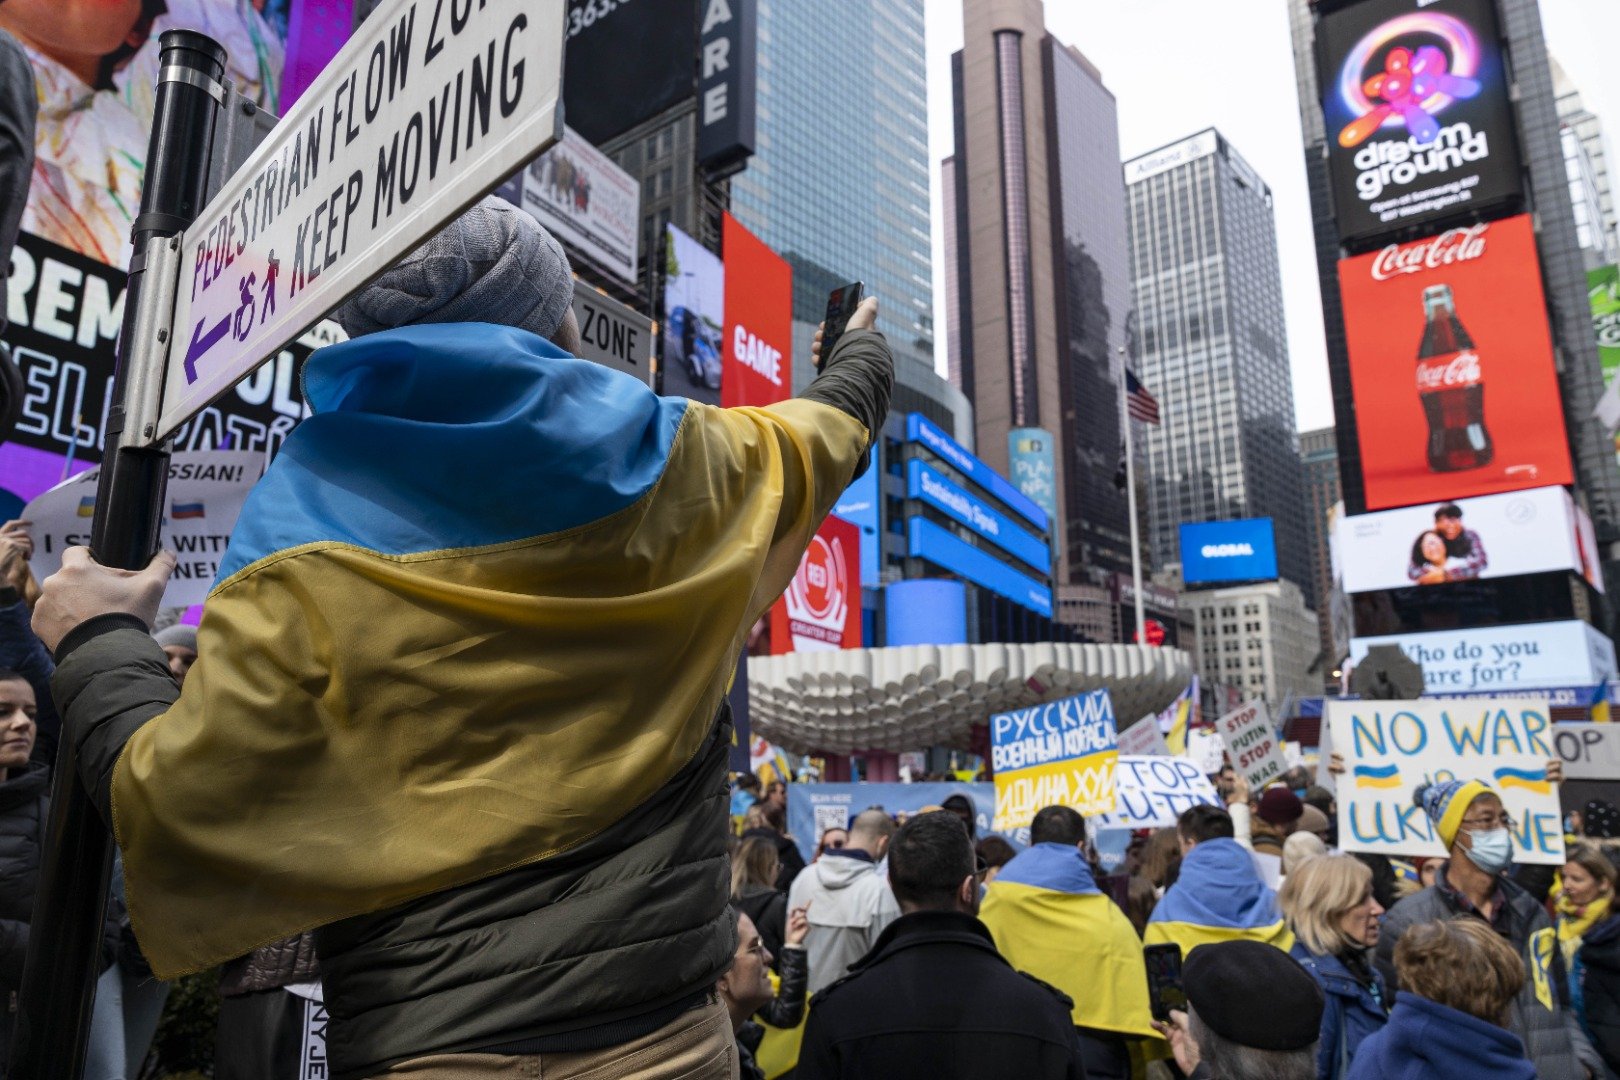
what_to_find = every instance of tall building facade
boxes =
[1124,130,1315,606]
[1287,0,1620,602]
[944,0,1136,619]
[728,1,933,370]
[1185,580,1321,709]
[1553,59,1620,269]
[1300,427,1342,667]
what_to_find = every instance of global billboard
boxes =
[1350,620,1618,695]
[1180,519,1279,585]
[771,514,861,653]
[1336,487,1604,595]
[1338,216,1571,511]
[1317,0,1523,244]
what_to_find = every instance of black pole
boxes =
[9,30,224,1080]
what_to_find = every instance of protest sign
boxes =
[25,451,263,609]
[1327,698,1564,864]
[1217,700,1287,790]
[1552,722,1620,782]
[1119,715,1171,757]
[1187,728,1226,775]
[991,689,1119,829]
[785,783,1006,865]
[1091,756,1221,831]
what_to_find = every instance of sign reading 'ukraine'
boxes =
[1326,698,1564,866]
[991,690,1119,830]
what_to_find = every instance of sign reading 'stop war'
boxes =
[1318,0,1523,244]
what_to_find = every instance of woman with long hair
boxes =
[731,836,788,973]
[1280,853,1389,1078]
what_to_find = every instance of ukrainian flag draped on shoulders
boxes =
[111,324,870,978]
[979,843,1159,1040]
[1144,838,1293,957]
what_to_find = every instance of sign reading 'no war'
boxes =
[1326,699,1564,865]
[991,689,1118,830]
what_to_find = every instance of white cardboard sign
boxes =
[1552,722,1620,782]
[1118,715,1171,757]
[1090,756,1221,831]
[160,0,566,441]
[1217,700,1287,790]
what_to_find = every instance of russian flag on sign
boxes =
[170,502,206,520]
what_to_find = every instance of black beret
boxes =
[1183,940,1324,1052]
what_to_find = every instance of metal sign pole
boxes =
[9,30,225,1079]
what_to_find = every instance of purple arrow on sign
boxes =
[183,315,232,384]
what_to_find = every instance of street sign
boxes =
[157,0,566,443]
[570,281,652,385]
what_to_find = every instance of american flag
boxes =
[1126,370,1161,425]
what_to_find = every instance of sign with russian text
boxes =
[1327,698,1564,864]
[1217,700,1287,790]
[161,0,566,442]
[1091,756,1221,831]
[991,689,1119,829]
[24,451,263,608]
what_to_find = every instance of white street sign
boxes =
[571,281,652,385]
[157,0,565,443]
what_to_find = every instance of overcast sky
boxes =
[924,0,1620,433]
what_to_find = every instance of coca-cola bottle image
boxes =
[1416,284,1492,472]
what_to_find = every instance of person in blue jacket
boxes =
[1280,853,1389,1078]
[1349,917,1537,1080]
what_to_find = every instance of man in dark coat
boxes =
[796,812,1087,1079]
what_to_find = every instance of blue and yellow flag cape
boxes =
[112,325,868,977]
[1144,838,1293,957]
[980,843,1160,1040]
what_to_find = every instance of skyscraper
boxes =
[944,0,1136,620]
[728,1,933,371]
[1553,58,1620,269]
[1124,130,1315,607]
[1300,426,1342,667]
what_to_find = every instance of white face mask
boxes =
[1464,828,1514,874]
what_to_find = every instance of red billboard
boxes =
[1338,215,1571,511]
[722,213,792,409]
[771,515,862,654]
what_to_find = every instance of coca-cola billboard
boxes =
[1318,0,1523,246]
[1338,214,1571,511]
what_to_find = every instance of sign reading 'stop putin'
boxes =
[1318,0,1523,245]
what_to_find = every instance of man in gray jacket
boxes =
[789,808,900,993]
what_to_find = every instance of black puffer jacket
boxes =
[1578,916,1620,1076]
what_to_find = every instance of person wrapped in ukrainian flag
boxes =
[979,806,1162,1077]
[1144,803,1293,959]
[33,197,894,1080]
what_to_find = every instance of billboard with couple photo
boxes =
[1336,486,1603,595]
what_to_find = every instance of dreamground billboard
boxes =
[1318,0,1523,245]
[1338,216,1572,511]
[1337,487,1604,594]
[1180,519,1279,585]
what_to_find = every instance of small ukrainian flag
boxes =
[1493,766,1551,795]
[1354,764,1402,789]
[76,496,96,518]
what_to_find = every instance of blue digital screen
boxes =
[908,517,1053,617]
[835,466,881,587]
[1180,518,1279,585]
[885,580,968,647]
[907,460,1051,575]
[905,414,1047,532]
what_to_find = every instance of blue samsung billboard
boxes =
[1180,518,1279,585]
[835,466,881,587]
[907,460,1051,575]
[908,518,1053,618]
[905,414,1047,532]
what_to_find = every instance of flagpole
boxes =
[1119,347,1147,643]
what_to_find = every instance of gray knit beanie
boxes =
[335,196,573,340]
[153,624,197,652]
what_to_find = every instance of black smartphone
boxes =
[1144,942,1186,1022]
[818,282,864,369]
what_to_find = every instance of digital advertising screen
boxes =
[662,224,725,406]
[771,514,861,654]
[1318,0,1523,245]
[1338,215,1571,511]
[563,0,697,146]
[721,213,792,409]
[1336,487,1599,594]
[1180,519,1279,585]
[1590,266,1620,463]
[1350,620,1618,695]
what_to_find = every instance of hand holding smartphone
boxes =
[815,282,864,371]
[1144,942,1187,1022]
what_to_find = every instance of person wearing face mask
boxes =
[1280,854,1389,1078]
[1377,780,1603,1080]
